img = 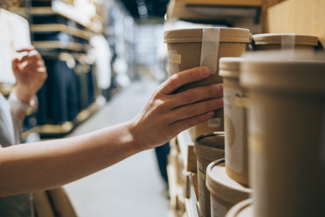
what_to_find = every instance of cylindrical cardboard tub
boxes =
[194,132,225,217]
[189,118,224,141]
[206,159,252,217]
[241,56,325,217]
[226,199,253,217]
[164,28,250,125]
[219,57,249,186]
[252,33,318,56]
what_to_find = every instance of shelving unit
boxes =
[168,131,199,217]
[31,24,91,40]
[167,0,262,24]
[11,6,103,33]
[33,101,104,137]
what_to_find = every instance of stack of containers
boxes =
[239,54,325,217]
[194,132,225,217]
[164,27,251,217]
[226,33,324,217]
[164,28,250,142]
[203,57,252,217]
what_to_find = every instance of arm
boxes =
[0,66,224,197]
[9,47,47,122]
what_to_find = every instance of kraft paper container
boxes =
[252,33,318,56]
[206,159,252,217]
[219,57,249,186]
[189,118,224,141]
[164,28,249,122]
[194,132,225,217]
[241,55,325,217]
[226,199,253,217]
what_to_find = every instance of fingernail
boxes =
[206,111,214,116]
[200,67,209,76]
[216,97,224,105]
[218,84,223,94]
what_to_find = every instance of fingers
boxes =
[169,112,214,134]
[19,50,44,64]
[16,46,35,53]
[170,83,223,109]
[22,60,45,74]
[169,97,223,123]
[159,66,211,94]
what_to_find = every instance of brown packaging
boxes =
[252,33,318,56]
[206,159,252,217]
[164,28,250,126]
[241,54,325,217]
[194,132,225,217]
[226,199,253,217]
[219,57,249,186]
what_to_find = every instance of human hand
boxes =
[12,46,47,103]
[129,66,224,150]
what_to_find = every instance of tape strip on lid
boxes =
[281,34,295,57]
[200,28,220,74]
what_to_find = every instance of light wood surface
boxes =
[32,41,89,51]
[261,0,286,32]
[31,24,91,40]
[267,0,325,47]
[168,0,262,21]
[11,7,102,33]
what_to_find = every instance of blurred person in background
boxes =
[0,1,224,216]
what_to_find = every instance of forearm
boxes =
[0,121,142,197]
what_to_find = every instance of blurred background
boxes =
[0,0,324,217]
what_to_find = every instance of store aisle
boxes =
[64,79,169,217]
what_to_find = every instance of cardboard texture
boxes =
[194,133,225,217]
[225,199,253,217]
[189,118,225,141]
[165,28,249,122]
[267,0,325,48]
[206,159,252,217]
[241,57,325,217]
[219,58,250,187]
[252,33,318,57]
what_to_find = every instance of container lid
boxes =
[206,159,252,205]
[194,132,225,162]
[252,33,319,46]
[219,57,244,78]
[226,199,253,217]
[241,52,325,94]
[164,28,250,44]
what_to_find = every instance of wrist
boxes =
[14,85,35,103]
[126,118,150,152]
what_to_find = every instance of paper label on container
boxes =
[208,118,221,128]
[248,101,265,155]
[170,53,181,64]
[200,28,220,74]
[224,87,245,173]
[167,50,180,76]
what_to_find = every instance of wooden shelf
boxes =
[10,7,103,33]
[167,0,262,21]
[31,24,91,40]
[32,41,91,51]
[267,0,325,47]
[35,100,104,137]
